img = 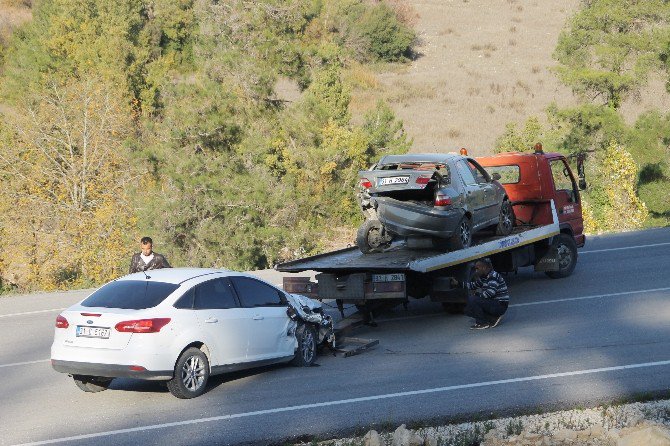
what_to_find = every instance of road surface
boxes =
[1,228,669,445]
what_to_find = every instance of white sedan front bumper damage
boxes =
[286,293,335,348]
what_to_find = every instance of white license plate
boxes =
[372,273,405,283]
[379,176,410,186]
[76,326,111,339]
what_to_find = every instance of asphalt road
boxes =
[1,228,669,446]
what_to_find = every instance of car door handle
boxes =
[253,315,264,320]
[204,318,218,323]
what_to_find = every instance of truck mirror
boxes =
[578,178,587,190]
[491,172,501,181]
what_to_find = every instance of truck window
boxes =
[550,159,577,202]
[485,165,520,184]
[456,160,477,186]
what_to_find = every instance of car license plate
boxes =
[379,176,410,186]
[372,273,405,283]
[76,326,111,339]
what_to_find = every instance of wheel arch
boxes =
[174,342,212,374]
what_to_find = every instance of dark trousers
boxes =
[464,294,508,325]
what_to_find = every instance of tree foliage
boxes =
[554,0,670,108]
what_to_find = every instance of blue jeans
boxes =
[464,293,508,325]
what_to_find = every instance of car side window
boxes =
[467,160,490,184]
[230,276,284,308]
[193,278,239,310]
[456,160,477,186]
[173,288,195,309]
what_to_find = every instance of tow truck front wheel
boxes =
[357,219,392,254]
[545,234,578,279]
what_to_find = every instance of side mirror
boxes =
[491,172,501,181]
[578,178,587,190]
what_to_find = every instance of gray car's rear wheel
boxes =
[545,233,578,279]
[73,375,112,393]
[356,219,392,254]
[495,200,515,236]
[450,216,472,250]
[291,323,317,367]
[167,347,210,399]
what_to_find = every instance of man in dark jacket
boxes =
[129,236,171,274]
[452,258,509,330]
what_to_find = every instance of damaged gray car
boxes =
[356,153,514,253]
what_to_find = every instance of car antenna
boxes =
[142,269,151,280]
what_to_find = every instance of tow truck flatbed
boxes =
[277,202,559,274]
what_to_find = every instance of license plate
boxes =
[372,273,405,283]
[76,326,111,339]
[379,176,410,186]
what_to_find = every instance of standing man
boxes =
[451,258,509,330]
[129,236,172,274]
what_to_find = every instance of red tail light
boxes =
[435,193,452,206]
[55,314,69,329]
[115,318,171,333]
[360,178,372,189]
[415,176,431,185]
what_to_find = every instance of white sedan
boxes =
[51,268,333,398]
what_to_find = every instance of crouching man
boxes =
[451,258,509,330]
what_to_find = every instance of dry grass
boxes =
[509,26,517,33]
[531,65,541,74]
[490,83,504,95]
[387,80,437,104]
[512,16,522,23]
[388,0,420,27]
[447,128,462,138]
[346,63,380,90]
[508,38,517,47]
[467,86,481,96]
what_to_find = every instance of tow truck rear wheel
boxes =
[357,219,392,254]
[449,216,472,250]
[545,233,578,279]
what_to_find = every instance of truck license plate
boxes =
[372,273,405,283]
[379,176,410,186]
[76,326,111,339]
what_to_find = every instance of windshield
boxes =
[81,280,180,310]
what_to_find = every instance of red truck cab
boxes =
[477,148,586,248]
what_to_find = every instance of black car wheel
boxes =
[291,323,317,367]
[356,219,392,254]
[450,216,472,250]
[495,200,515,236]
[545,234,578,279]
[73,375,113,393]
[167,347,210,399]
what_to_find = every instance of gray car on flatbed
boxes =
[356,153,514,253]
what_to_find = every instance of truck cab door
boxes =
[549,158,582,228]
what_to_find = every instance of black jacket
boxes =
[129,253,171,274]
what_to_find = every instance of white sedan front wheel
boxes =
[291,324,317,367]
[167,347,210,399]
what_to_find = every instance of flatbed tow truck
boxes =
[276,147,586,353]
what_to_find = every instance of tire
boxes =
[442,302,466,314]
[449,216,472,250]
[545,233,578,279]
[495,200,514,236]
[73,375,112,393]
[291,323,317,367]
[356,219,392,254]
[167,347,210,399]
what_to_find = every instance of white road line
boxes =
[0,359,50,368]
[581,242,670,254]
[0,308,64,318]
[16,359,670,446]
[510,287,670,308]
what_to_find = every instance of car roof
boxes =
[119,267,239,285]
[378,153,462,165]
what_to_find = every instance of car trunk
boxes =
[362,169,447,207]
[60,308,140,350]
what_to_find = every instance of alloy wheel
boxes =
[459,220,471,246]
[181,355,206,392]
[301,329,316,364]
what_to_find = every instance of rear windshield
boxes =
[485,165,520,184]
[379,162,447,171]
[81,280,180,310]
